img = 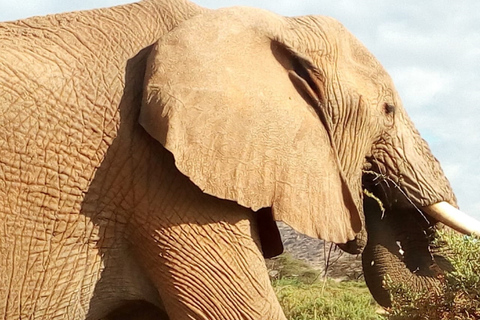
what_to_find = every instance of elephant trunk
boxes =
[362,236,444,308]
[361,197,449,308]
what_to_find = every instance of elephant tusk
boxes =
[423,202,480,236]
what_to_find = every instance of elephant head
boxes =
[139,6,480,307]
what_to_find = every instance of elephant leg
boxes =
[131,197,286,320]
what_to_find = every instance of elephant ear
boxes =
[140,8,362,244]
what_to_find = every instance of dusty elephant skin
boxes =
[1,0,480,319]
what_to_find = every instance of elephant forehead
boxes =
[283,15,398,102]
[337,31,396,100]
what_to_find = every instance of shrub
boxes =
[266,253,322,284]
[386,230,480,319]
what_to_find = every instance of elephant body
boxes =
[1,2,286,319]
[0,1,211,318]
[0,0,474,319]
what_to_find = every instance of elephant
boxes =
[1,0,479,319]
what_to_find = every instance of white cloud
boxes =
[391,67,451,110]
[442,164,461,181]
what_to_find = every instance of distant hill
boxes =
[274,222,363,280]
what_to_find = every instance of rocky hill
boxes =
[273,222,363,280]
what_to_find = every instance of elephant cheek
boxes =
[371,126,456,209]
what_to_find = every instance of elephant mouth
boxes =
[360,189,451,308]
[361,170,480,239]
[359,171,467,308]
[340,161,480,256]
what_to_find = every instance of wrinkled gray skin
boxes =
[0,0,459,319]
[1,1,211,319]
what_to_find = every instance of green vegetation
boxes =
[267,253,322,284]
[268,253,382,320]
[385,230,480,320]
[273,278,383,320]
[270,231,480,319]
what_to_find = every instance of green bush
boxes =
[266,253,322,284]
[386,230,480,319]
[269,230,480,319]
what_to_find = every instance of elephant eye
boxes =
[384,103,395,115]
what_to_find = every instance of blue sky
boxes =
[2,0,480,218]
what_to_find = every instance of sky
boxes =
[1,1,480,218]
